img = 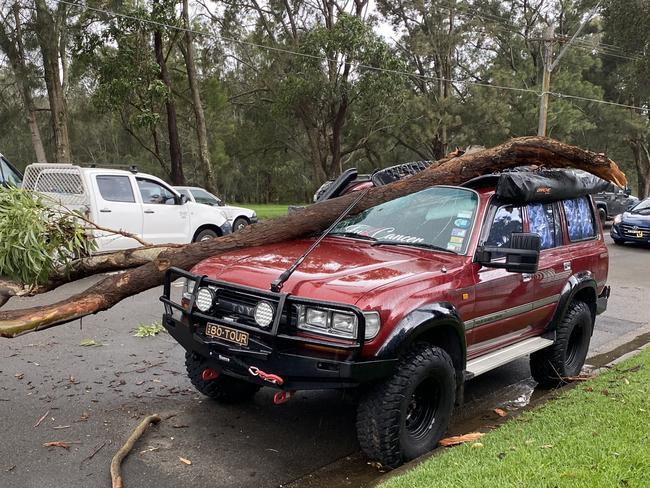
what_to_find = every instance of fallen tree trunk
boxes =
[0,137,626,337]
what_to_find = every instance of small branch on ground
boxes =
[110,414,161,488]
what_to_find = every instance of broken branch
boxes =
[111,414,161,488]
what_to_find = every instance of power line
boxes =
[51,0,648,112]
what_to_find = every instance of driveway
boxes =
[1,235,648,488]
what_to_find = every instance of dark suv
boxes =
[593,182,638,221]
[161,168,610,467]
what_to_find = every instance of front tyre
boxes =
[232,217,249,232]
[356,344,456,468]
[194,228,218,242]
[530,300,593,388]
[185,352,259,403]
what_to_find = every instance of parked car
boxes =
[21,164,231,252]
[160,167,610,468]
[0,153,23,187]
[593,182,638,222]
[174,186,256,231]
[610,197,650,245]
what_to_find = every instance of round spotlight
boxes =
[254,301,275,327]
[195,287,214,312]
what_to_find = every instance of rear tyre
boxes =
[185,352,259,403]
[356,343,456,468]
[233,217,249,232]
[194,228,218,242]
[530,300,593,388]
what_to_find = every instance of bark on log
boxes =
[0,137,626,338]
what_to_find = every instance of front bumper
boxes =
[160,268,396,390]
[611,223,650,243]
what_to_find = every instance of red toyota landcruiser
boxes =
[161,167,610,468]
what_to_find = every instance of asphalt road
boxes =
[1,235,649,488]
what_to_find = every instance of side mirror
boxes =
[177,194,188,205]
[624,187,632,196]
[476,232,541,274]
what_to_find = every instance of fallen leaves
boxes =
[439,432,485,447]
[79,339,102,347]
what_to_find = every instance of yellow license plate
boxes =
[636,232,644,238]
[205,323,249,346]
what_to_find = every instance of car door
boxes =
[528,202,566,332]
[467,203,537,357]
[92,174,144,251]
[136,177,190,244]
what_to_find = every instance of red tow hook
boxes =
[201,368,220,381]
[273,390,295,405]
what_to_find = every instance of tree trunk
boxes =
[181,0,215,193]
[0,5,48,164]
[153,2,184,185]
[0,137,627,338]
[630,140,650,199]
[34,0,71,163]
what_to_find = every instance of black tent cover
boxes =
[463,168,612,203]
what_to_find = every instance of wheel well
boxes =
[192,224,222,241]
[573,287,597,320]
[234,215,250,224]
[414,323,465,373]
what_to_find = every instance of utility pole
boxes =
[537,24,555,137]
[536,2,602,137]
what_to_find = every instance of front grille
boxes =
[620,223,650,239]
[208,288,281,329]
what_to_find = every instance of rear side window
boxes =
[527,203,562,249]
[0,158,22,187]
[563,197,596,241]
[485,205,524,249]
[97,175,135,203]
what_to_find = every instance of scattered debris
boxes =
[15,372,24,380]
[471,442,484,449]
[133,323,164,338]
[494,408,508,417]
[111,414,161,488]
[179,457,192,465]
[52,425,71,430]
[43,441,72,449]
[79,339,102,347]
[563,374,595,382]
[82,441,107,463]
[75,412,90,423]
[439,432,485,447]
[5,464,16,472]
[540,444,554,449]
[34,410,50,428]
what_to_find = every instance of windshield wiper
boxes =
[371,240,458,254]
[329,232,377,241]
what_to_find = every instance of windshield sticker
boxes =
[343,225,425,243]
[451,228,467,238]
[454,218,470,228]
[449,236,464,244]
[446,242,462,251]
[457,211,473,219]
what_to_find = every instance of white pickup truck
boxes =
[174,186,257,232]
[21,164,231,252]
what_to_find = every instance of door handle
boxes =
[144,210,155,214]
[99,209,112,213]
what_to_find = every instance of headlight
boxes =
[296,306,380,340]
[613,214,622,224]
[195,287,215,312]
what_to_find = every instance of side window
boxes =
[485,205,524,249]
[562,197,596,241]
[190,188,219,206]
[137,178,177,205]
[0,158,22,187]
[96,176,135,203]
[527,202,561,249]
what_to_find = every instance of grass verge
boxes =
[234,203,298,220]
[380,346,650,488]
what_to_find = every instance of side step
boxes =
[465,336,554,379]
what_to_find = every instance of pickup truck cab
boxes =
[22,164,231,251]
[160,168,610,468]
[174,186,257,231]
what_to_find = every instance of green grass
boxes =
[234,203,301,220]
[380,347,650,488]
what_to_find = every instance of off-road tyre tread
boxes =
[185,352,259,403]
[356,343,455,468]
[530,300,592,388]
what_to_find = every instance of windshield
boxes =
[191,188,221,206]
[630,198,650,215]
[330,186,479,254]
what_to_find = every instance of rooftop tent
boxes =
[462,168,612,203]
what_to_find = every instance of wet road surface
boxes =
[1,235,648,488]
